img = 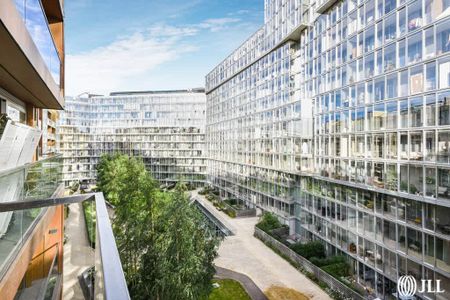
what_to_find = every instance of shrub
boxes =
[309,255,346,267]
[322,262,350,278]
[256,212,282,233]
[290,241,325,259]
[82,201,96,248]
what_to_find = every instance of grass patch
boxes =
[265,286,309,300]
[82,201,96,248]
[209,279,251,300]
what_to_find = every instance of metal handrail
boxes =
[0,154,62,178]
[0,193,130,300]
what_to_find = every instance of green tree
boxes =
[96,155,219,300]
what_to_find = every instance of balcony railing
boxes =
[13,0,61,85]
[0,193,130,300]
[0,155,62,275]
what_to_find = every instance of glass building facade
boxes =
[58,90,207,186]
[206,0,450,298]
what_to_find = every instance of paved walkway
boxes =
[192,191,331,300]
[215,266,268,300]
[62,203,95,300]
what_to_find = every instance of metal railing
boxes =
[254,227,365,300]
[0,193,130,300]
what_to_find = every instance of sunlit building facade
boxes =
[58,90,207,187]
[206,0,450,298]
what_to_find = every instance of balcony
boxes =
[0,0,63,109]
[316,0,339,14]
[0,155,62,274]
[0,190,130,299]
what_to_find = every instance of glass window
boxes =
[384,220,397,249]
[407,228,423,260]
[376,21,383,47]
[408,32,422,64]
[406,200,422,226]
[374,77,385,101]
[376,50,383,75]
[398,39,406,68]
[374,103,385,130]
[386,73,397,99]
[426,0,450,23]
[357,84,365,105]
[400,70,408,97]
[436,237,450,273]
[385,0,396,14]
[400,99,409,128]
[386,164,398,190]
[426,130,436,162]
[438,91,450,125]
[400,133,409,159]
[386,101,398,129]
[408,0,423,31]
[410,65,424,95]
[365,26,375,52]
[384,14,396,43]
[384,44,396,72]
[376,0,384,19]
[436,206,450,236]
[374,134,385,158]
[367,81,374,103]
[438,131,450,163]
[424,233,435,265]
[425,28,435,59]
[365,53,375,78]
[426,94,437,126]
[398,224,406,252]
[386,133,398,159]
[410,96,423,127]
[438,168,450,199]
[437,19,450,55]
[367,106,374,130]
[398,8,406,36]
[426,62,437,91]
[438,57,450,89]
[410,132,423,161]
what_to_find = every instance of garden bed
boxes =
[82,201,96,248]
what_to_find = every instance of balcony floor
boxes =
[62,203,94,300]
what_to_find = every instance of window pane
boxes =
[408,32,422,64]
[437,19,450,55]
[408,0,423,31]
[438,168,450,199]
[409,96,423,127]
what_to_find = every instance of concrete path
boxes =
[215,266,268,300]
[62,203,95,300]
[194,191,331,299]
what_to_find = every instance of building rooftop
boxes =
[109,88,205,96]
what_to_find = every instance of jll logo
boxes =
[397,275,445,298]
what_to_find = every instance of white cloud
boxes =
[66,18,240,96]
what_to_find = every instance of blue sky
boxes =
[65,0,263,96]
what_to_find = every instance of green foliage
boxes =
[82,201,96,248]
[290,241,325,260]
[96,155,220,300]
[256,212,282,233]
[309,255,345,267]
[208,279,251,300]
[322,262,350,278]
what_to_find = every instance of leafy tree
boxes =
[96,155,219,300]
[256,212,282,233]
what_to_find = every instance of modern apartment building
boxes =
[58,89,207,187]
[0,0,65,299]
[206,0,450,298]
